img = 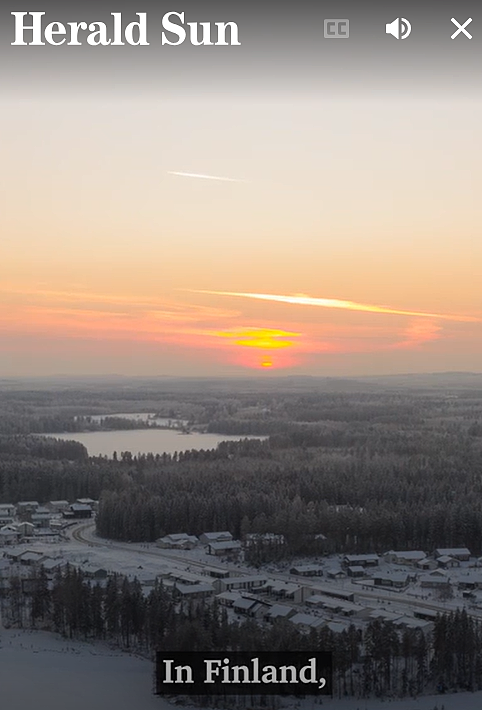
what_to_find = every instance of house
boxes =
[41,558,67,578]
[0,514,15,526]
[76,498,98,509]
[290,564,324,577]
[47,500,70,513]
[347,565,366,578]
[63,503,92,519]
[233,597,267,617]
[289,613,325,632]
[416,557,437,571]
[343,554,379,568]
[217,575,267,593]
[202,566,230,579]
[245,533,286,547]
[458,574,482,591]
[31,507,52,528]
[383,550,427,566]
[216,591,242,607]
[0,525,21,545]
[200,531,233,545]
[437,555,460,570]
[308,585,355,603]
[18,551,46,566]
[420,573,451,589]
[373,572,410,589]
[78,564,108,579]
[324,621,351,634]
[263,580,307,604]
[156,533,198,550]
[16,501,39,515]
[326,568,346,580]
[16,521,35,537]
[265,604,295,621]
[207,540,242,556]
[0,504,16,517]
[434,547,471,562]
[174,583,214,599]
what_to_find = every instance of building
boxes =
[31,507,52,527]
[216,591,242,607]
[383,550,427,566]
[41,558,67,579]
[262,580,307,604]
[207,540,242,556]
[18,551,46,566]
[0,525,21,545]
[63,503,92,519]
[420,573,451,589]
[437,555,461,570]
[174,583,214,599]
[202,566,230,579]
[233,597,268,618]
[289,613,325,632]
[416,558,437,571]
[343,554,379,568]
[0,504,16,517]
[265,604,295,621]
[347,565,366,578]
[244,533,286,547]
[16,501,39,515]
[309,585,355,603]
[76,498,98,509]
[0,514,15,526]
[458,574,482,591]
[47,500,70,513]
[290,564,324,577]
[200,531,233,545]
[156,533,198,549]
[217,575,267,593]
[434,547,471,562]
[373,572,410,589]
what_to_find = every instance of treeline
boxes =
[0,435,88,461]
[3,565,482,699]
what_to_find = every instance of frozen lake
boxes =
[41,429,265,458]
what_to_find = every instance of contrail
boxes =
[168,171,245,183]
[187,290,480,322]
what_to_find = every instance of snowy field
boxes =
[0,628,166,710]
[0,628,479,710]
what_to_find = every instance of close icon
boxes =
[451,18,472,39]
[386,18,411,39]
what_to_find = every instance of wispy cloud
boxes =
[167,171,246,183]
[188,290,480,323]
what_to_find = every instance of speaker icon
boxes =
[386,18,411,39]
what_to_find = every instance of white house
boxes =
[200,531,233,545]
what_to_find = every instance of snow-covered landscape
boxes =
[1,627,480,710]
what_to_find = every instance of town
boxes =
[3,497,482,642]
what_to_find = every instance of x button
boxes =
[451,17,472,39]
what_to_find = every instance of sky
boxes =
[1,2,481,377]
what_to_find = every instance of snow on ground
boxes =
[0,627,478,710]
[0,628,168,710]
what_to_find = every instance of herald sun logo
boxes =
[10,11,241,46]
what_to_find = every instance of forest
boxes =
[1,563,481,701]
[1,379,482,556]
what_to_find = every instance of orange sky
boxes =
[1,95,481,376]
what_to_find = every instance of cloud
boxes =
[188,289,480,323]
[167,171,246,183]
